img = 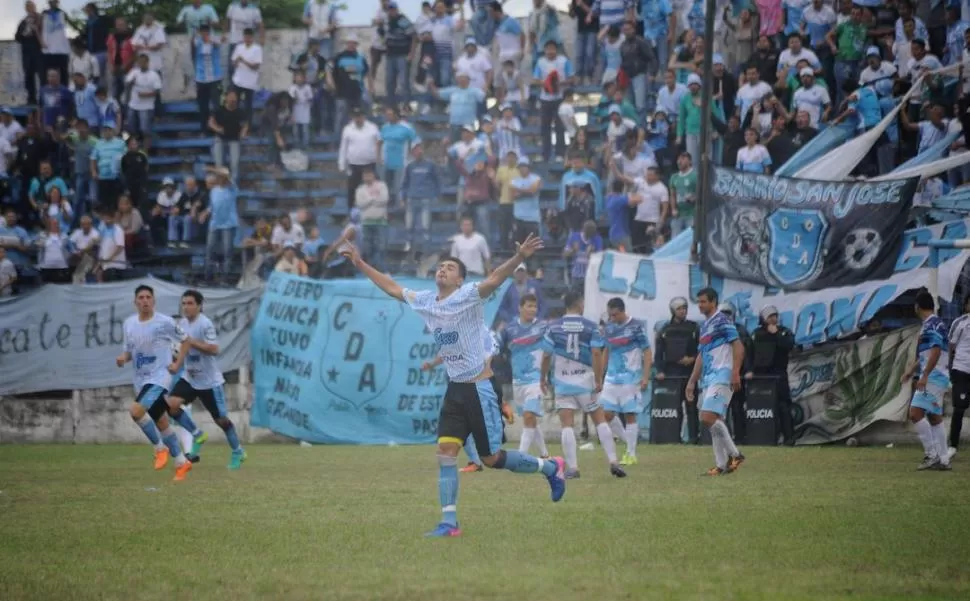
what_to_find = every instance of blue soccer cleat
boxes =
[546,456,566,502]
[424,523,462,538]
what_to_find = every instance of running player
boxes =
[116,285,193,481]
[498,293,550,458]
[168,290,248,470]
[600,297,651,466]
[902,290,952,470]
[541,291,626,479]
[342,234,566,538]
[168,328,197,461]
[686,288,746,476]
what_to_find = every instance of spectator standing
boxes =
[81,3,111,79]
[355,168,390,273]
[327,34,370,136]
[152,177,180,246]
[430,1,464,89]
[42,0,71,84]
[657,69,688,130]
[711,54,737,119]
[209,88,247,179]
[226,0,264,75]
[72,72,99,127]
[124,54,162,153]
[370,0,392,92]
[604,179,636,251]
[261,91,293,169]
[132,12,167,77]
[90,122,125,213]
[497,264,545,325]
[177,0,219,44]
[274,243,308,275]
[193,25,224,131]
[529,0,563,63]
[201,167,239,281]
[668,151,696,237]
[0,247,17,296]
[13,125,56,223]
[0,209,31,267]
[289,71,315,149]
[493,149,519,250]
[630,166,668,253]
[826,5,868,107]
[27,159,68,222]
[170,175,203,246]
[384,2,417,109]
[36,219,70,282]
[69,214,99,281]
[95,208,126,282]
[117,193,146,257]
[106,17,134,101]
[450,216,490,276]
[791,68,831,127]
[510,157,542,244]
[231,28,263,124]
[569,0,599,86]
[430,72,485,140]
[379,106,417,206]
[66,118,96,219]
[304,0,341,59]
[676,74,704,163]
[641,1,673,78]
[563,219,603,289]
[338,107,380,208]
[291,39,329,134]
[69,39,100,85]
[16,1,44,105]
[459,156,495,243]
[619,19,658,119]
[0,109,24,144]
[736,128,773,173]
[736,64,773,122]
[492,3,525,66]
[456,37,493,117]
[944,6,969,66]
[533,40,575,162]
[121,135,149,211]
[401,140,440,256]
[39,69,72,132]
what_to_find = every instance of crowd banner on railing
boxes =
[584,219,970,349]
[0,277,261,395]
[701,167,919,290]
[250,272,509,444]
[791,326,917,444]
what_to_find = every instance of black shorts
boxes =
[953,370,970,410]
[438,380,504,458]
[135,384,170,420]
[170,378,229,419]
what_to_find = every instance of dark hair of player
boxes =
[563,291,583,310]
[607,297,625,312]
[134,284,154,297]
[439,256,467,280]
[915,290,935,311]
[520,293,538,306]
[182,289,204,307]
[697,287,719,304]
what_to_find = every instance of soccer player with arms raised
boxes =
[686,288,746,476]
[116,285,193,481]
[342,233,566,538]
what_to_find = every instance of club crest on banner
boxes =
[765,208,829,286]
[318,297,405,409]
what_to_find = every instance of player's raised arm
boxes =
[479,234,544,298]
[342,242,405,302]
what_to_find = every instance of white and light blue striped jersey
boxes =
[918,315,950,388]
[604,318,650,386]
[124,313,187,392]
[543,315,604,395]
[499,318,547,386]
[404,283,490,383]
[178,314,225,390]
[698,312,739,388]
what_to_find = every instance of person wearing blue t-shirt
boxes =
[605,179,640,252]
[72,73,100,129]
[202,166,239,281]
[510,157,543,245]
[378,106,417,206]
[430,71,486,140]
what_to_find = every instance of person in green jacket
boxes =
[676,73,703,166]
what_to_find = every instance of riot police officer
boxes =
[745,305,796,445]
[719,302,752,443]
[655,297,700,443]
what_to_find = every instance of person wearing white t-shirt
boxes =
[124,54,162,152]
[0,109,24,145]
[289,71,315,148]
[304,0,340,58]
[226,0,264,46]
[776,35,821,81]
[70,215,100,283]
[605,106,641,155]
[859,46,897,98]
[737,65,773,121]
[0,135,13,177]
[131,12,167,73]
[449,217,491,276]
[96,212,127,282]
[791,68,831,127]
[35,221,70,282]
[231,28,263,123]
[271,214,307,256]
[455,38,493,94]
[630,167,669,254]
[735,128,773,173]
[558,90,578,143]
[0,247,16,297]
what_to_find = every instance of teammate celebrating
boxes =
[686,288,745,476]
[902,291,952,471]
[600,297,651,466]
[541,291,627,479]
[168,290,248,470]
[498,292,550,458]
[342,233,566,538]
[116,285,193,481]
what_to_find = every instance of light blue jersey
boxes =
[918,315,950,389]
[123,313,187,392]
[604,318,650,386]
[178,314,225,390]
[403,283,490,383]
[543,314,604,395]
[698,311,739,389]
[499,318,546,386]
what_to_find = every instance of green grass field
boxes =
[1,443,968,601]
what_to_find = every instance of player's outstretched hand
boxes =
[339,243,362,267]
[515,233,544,259]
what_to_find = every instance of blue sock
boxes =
[438,454,459,526]
[160,427,183,459]
[136,415,161,445]
[172,410,201,437]
[501,450,554,475]
[223,423,242,452]
[464,435,482,466]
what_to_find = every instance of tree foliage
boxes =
[89,0,309,30]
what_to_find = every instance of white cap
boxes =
[799,67,814,78]
[344,33,360,44]
[162,177,175,186]
[515,263,527,271]
[687,73,702,87]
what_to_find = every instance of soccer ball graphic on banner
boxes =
[842,228,883,271]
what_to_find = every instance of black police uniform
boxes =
[729,322,752,443]
[749,324,796,445]
[655,317,700,443]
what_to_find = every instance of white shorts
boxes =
[700,384,733,418]
[513,383,544,417]
[600,383,642,414]
[555,393,601,413]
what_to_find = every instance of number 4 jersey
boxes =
[543,314,604,395]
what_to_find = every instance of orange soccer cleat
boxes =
[173,461,193,482]
[153,449,169,470]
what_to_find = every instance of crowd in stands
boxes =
[0,0,966,298]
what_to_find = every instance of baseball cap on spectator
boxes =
[866,46,880,57]
[465,36,477,47]
[515,263,527,272]
[0,107,11,115]
[462,124,475,133]
[517,156,530,166]
[713,53,725,66]
[687,73,702,87]
[608,104,621,115]
[162,177,175,187]
[345,33,360,44]
[799,67,814,78]
[481,115,493,123]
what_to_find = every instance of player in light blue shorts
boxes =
[687,288,746,476]
[498,292,550,458]
[902,291,952,471]
[542,291,626,479]
[601,297,651,466]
